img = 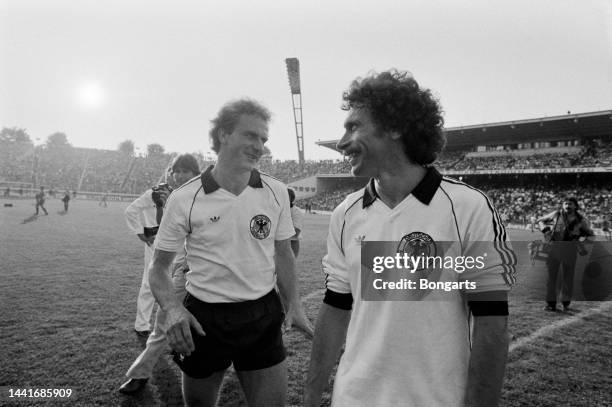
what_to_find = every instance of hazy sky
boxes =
[1,0,611,160]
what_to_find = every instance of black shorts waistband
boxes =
[185,289,282,320]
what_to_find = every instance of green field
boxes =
[1,198,610,406]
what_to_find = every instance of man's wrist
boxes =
[162,301,184,313]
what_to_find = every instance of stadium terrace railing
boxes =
[443,167,612,176]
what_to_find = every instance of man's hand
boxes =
[149,248,202,355]
[284,302,314,339]
[274,239,314,337]
[151,185,171,208]
[155,189,171,207]
[137,233,156,247]
[165,305,206,356]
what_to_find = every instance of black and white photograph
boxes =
[1,0,611,406]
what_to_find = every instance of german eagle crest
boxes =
[250,214,271,239]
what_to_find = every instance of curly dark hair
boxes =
[209,98,272,153]
[342,70,446,165]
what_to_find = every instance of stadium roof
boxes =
[316,109,612,153]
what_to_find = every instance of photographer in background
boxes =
[119,154,199,394]
[124,169,174,336]
[537,197,594,312]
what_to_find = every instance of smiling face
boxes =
[218,114,269,171]
[336,107,392,177]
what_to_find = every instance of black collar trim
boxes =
[200,165,263,194]
[362,166,442,208]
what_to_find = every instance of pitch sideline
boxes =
[509,301,612,352]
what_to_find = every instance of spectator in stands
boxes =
[537,197,594,312]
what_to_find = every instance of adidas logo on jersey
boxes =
[210,216,220,222]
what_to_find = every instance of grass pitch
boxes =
[0,198,610,406]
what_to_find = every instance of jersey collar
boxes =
[201,165,263,194]
[362,166,442,208]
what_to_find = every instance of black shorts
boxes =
[174,289,286,379]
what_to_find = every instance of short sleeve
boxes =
[291,207,305,239]
[460,193,516,296]
[322,202,352,295]
[155,192,190,252]
[124,190,152,234]
[274,184,296,241]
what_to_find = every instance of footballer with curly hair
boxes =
[306,70,515,407]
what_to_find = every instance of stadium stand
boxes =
[2,110,611,228]
[298,184,612,227]
[304,111,612,225]
[258,159,351,183]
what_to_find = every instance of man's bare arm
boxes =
[465,315,509,407]
[274,238,313,337]
[149,249,179,309]
[304,303,351,407]
[149,248,204,355]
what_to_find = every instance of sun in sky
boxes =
[76,81,106,109]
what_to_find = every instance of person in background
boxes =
[125,182,170,336]
[288,188,304,258]
[537,197,594,312]
[35,186,48,216]
[61,190,71,212]
[119,154,200,394]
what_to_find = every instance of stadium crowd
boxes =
[1,131,611,229]
[0,138,348,193]
[258,159,351,183]
[451,152,611,171]
[297,184,611,228]
[484,186,611,225]
[3,128,612,192]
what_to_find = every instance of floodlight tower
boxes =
[285,58,305,168]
